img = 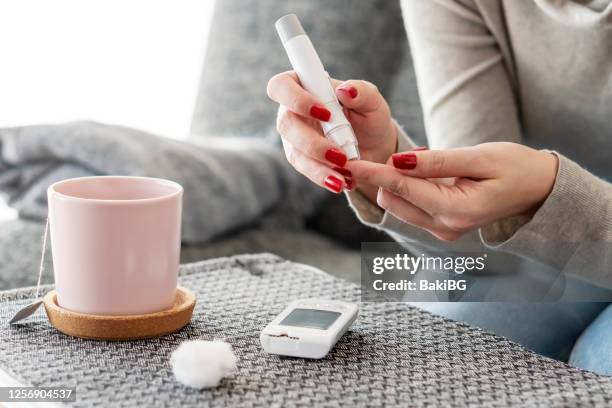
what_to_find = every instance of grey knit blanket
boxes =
[1,254,611,407]
[0,121,323,243]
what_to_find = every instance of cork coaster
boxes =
[43,287,196,341]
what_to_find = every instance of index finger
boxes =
[267,71,331,122]
[392,147,492,179]
[346,160,447,214]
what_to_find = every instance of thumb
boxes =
[391,147,492,179]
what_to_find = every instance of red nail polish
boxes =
[333,166,352,178]
[344,177,354,190]
[392,152,417,169]
[337,86,358,99]
[325,148,347,167]
[412,146,428,151]
[310,105,331,121]
[324,175,343,193]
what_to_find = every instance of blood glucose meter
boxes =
[260,299,358,359]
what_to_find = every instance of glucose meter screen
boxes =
[280,308,341,330]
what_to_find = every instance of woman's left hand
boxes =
[347,142,559,241]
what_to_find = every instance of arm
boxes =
[345,0,522,240]
[350,0,612,287]
[401,0,522,148]
[347,144,612,288]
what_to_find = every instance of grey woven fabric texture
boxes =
[0,121,324,244]
[1,254,611,407]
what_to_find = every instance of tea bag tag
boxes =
[9,218,49,324]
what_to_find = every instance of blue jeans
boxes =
[412,302,612,375]
[400,240,612,373]
[569,304,612,375]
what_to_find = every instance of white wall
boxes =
[0,0,216,221]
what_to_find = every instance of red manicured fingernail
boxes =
[333,166,352,178]
[324,175,343,193]
[392,152,417,169]
[412,146,428,151]
[325,148,347,167]
[332,166,354,190]
[337,86,358,99]
[310,105,331,121]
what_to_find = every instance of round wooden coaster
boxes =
[43,287,196,341]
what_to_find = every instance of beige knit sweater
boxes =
[347,0,612,287]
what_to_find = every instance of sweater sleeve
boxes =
[400,0,523,149]
[480,153,612,287]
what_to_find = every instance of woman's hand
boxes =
[266,71,397,193]
[347,142,559,241]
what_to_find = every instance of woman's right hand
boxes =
[266,71,397,194]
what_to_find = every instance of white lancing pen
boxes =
[275,14,360,160]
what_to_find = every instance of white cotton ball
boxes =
[170,340,238,389]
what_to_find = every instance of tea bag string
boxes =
[35,217,49,299]
[8,217,50,324]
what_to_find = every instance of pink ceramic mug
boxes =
[47,176,183,315]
